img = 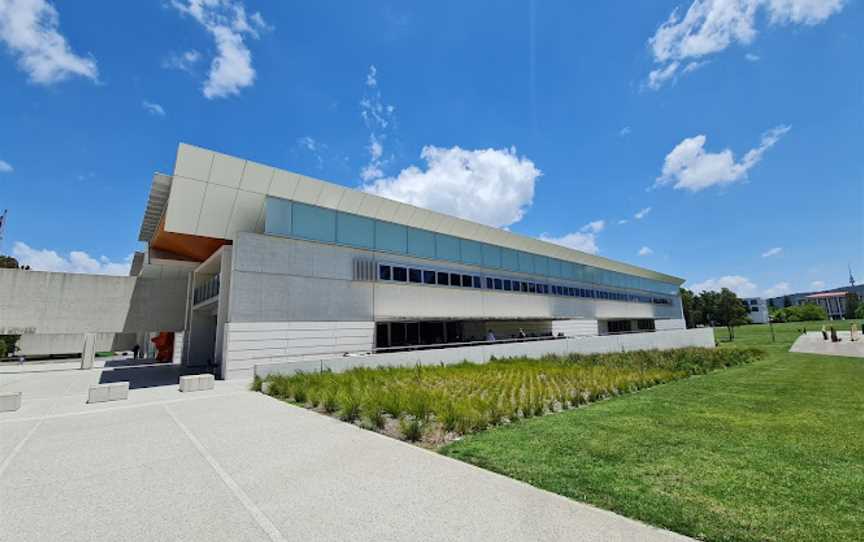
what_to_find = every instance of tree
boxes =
[0,335,20,358]
[680,288,696,328]
[715,288,749,341]
[845,292,860,320]
[0,255,19,269]
[856,303,864,319]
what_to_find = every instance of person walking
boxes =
[132,344,140,359]
[486,330,496,342]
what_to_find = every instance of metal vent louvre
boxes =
[352,258,375,281]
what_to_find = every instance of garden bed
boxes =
[255,347,763,447]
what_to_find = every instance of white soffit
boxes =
[164,143,684,283]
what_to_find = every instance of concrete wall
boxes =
[229,233,683,324]
[0,269,189,356]
[223,321,375,379]
[655,318,686,331]
[252,327,717,380]
[15,332,137,356]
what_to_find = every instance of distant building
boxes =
[766,284,864,313]
[802,292,850,320]
[741,297,769,324]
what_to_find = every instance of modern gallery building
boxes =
[1,143,698,379]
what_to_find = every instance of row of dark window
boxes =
[378,264,671,305]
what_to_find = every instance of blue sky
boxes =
[0,0,861,298]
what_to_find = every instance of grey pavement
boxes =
[1,364,692,542]
[790,331,864,358]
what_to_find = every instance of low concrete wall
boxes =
[16,332,137,357]
[251,327,716,380]
[223,321,375,378]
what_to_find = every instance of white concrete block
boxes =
[88,383,128,404]
[179,374,214,392]
[0,392,22,412]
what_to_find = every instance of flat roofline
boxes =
[147,142,685,285]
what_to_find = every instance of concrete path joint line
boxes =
[163,404,288,542]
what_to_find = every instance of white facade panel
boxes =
[269,169,300,199]
[240,161,275,194]
[226,190,265,240]
[197,183,237,238]
[655,318,686,331]
[164,176,206,234]
[209,152,245,188]
[174,143,213,181]
[292,175,324,204]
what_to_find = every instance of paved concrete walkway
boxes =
[790,331,864,358]
[1,367,692,542]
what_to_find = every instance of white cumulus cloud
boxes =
[646,0,845,89]
[0,0,98,84]
[763,281,790,297]
[655,125,790,191]
[142,100,166,117]
[540,220,606,255]
[170,0,269,99]
[0,159,12,172]
[761,246,783,258]
[363,145,541,229]
[12,242,131,276]
[638,246,654,256]
[689,275,759,297]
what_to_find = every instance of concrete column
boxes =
[80,333,96,369]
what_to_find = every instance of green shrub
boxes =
[262,347,764,442]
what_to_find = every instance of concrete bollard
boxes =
[179,374,215,392]
[0,392,22,412]
[88,382,129,404]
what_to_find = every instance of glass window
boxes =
[423,270,436,284]
[494,278,503,290]
[336,212,374,249]
[561,261,575,279]
[461,274,473,287]
[450,273,461,286]
[375,221,407,253]
[501,248,519,271]
[548,259,562,278]
[437,272,449,286]
[518,251,534,274]
[379,265,391,280]
[264,197,292,236]
[528,283,536,293]
[482,244,502,268]
[486,277,493,289]
[409,269,422,283]
[533,255,549,276]
[436,234,461,262]
[407,227,436,259]
[460,239,483,266]
[503,279,512,291]
[292,202,336,242]
[472,276,481,288]
[521,281,528,292]
[393,267,407,282]
[541,284,549,294]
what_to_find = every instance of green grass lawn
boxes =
[442,321,864,542]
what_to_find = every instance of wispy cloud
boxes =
[163,49,201,74]
[638,246,654,256]
[763,281,790,298]
[689,275,758,297]
[170,0,270,99]
[655,125,790,191]
[810,280,825,290]
[646,0,845,89]
[634,207,652,219]
[0,159,12,173]
[142,100,166,117]
[761,247,783,258]
[359,64,397,182]
[745,52,761,62]
[0,0,98,84]
[296,136,327,169]
[619,126,632,137]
